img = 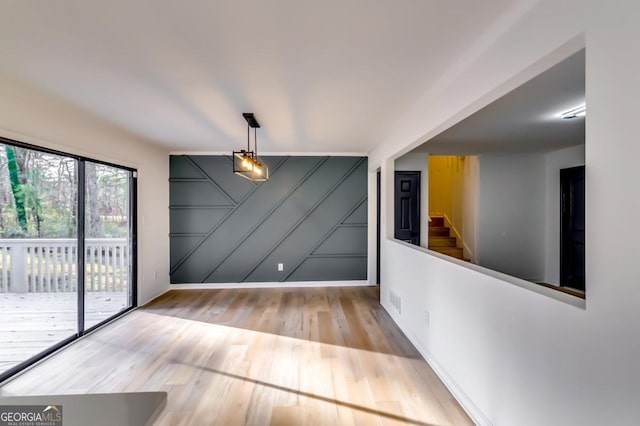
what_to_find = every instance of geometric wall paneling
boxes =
[169,207,231,235]
[341,201,368,224]
[169,236,204,268]
[171,156,328,282]
[169,155,208,179]
[241,160,368,283]
[312,226,368,256]
[169,181,234,207]
[287,257,368,281]
[169,155,368,283]
[187,155,257,202]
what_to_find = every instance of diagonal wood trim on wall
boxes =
[169,155,368,283]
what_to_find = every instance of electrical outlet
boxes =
[278,263,284,272]
[424,310,430,327]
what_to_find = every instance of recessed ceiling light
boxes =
[560,104,586,119]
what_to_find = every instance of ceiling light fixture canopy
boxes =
[233,113,269,182]
[560,103,586,119]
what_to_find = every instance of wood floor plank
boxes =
[1,286,472,426]
[270,406,304,426]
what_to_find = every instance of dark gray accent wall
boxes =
[169,155,368,283]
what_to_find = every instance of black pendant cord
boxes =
[254,128,258,158]
[235,113,267,180]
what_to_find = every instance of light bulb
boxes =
[241,158,251,169]
[254,165,262,175]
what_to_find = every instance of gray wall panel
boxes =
[169,208,230,235]
[343,202,367,224]
[189,156,256,203]
[170,156,207,179]
[171,156,316,283]
[169,155,367,283]
[244,162,367,282]
[170,236,203,267]
[203,157,363,283]
[288,257,368,281]
[170,181,233,206]
[313,227,368,255]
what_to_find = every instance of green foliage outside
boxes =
[0,144,129,239]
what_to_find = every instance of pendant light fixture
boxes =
[233,113,269,182]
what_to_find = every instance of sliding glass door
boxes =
[0,144,79,377]
[0,138,136,381]
[84,162,133,329]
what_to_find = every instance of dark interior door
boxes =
[394,171,420,246]
[560,165,585,291]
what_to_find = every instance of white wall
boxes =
[394,153,429,248]
[369,1,640,424]
[427,155,451,217]
[462,156,479,260]
[476,153,546,282]
[544,144,585,284]
[0,72,170,304]
[427,155,478,260]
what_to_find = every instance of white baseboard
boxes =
[380,300,491,426]
[170,280,370,290]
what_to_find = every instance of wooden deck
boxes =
[0,291,128,375]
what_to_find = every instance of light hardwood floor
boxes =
[1,286,472,426]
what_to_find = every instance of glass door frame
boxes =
[0,136,138,383]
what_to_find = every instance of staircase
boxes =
[428,216,465,260]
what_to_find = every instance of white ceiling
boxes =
[412,49,585,155]
[0,0,521,153]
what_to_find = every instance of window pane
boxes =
[0,144,78,377]
[84,162,131,329]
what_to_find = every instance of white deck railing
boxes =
[0,238,129,293]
